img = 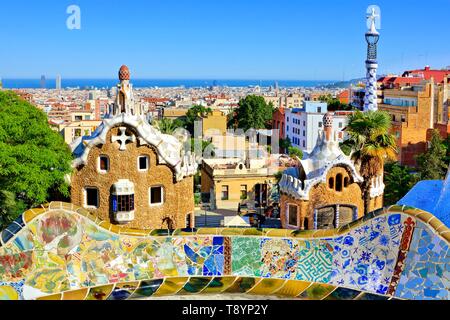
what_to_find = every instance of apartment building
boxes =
[284,101,349,153]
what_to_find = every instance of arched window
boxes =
[344,177,349,188]
[336,174,343,192]
[328,177,335,189]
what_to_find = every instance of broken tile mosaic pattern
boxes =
[0,202,448,300]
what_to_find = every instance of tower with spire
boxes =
[110,65,144,116]
[364,6,380,112]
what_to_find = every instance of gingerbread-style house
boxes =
[279,112,384,230]
[69,66,197,229]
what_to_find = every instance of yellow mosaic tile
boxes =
[37,293,62,300]
[200,277,237,294]
[108,224,121,234]
[246,278,286,295]
[172,229,197,236]
[61,202,74,211]
[98,221,111,230]
[76,207,94,220]
[177,277,212,295]
[23,208,46,223]
[153,277,189,296]
[289,229,316,238]
[224,277,262,293]
[62,288,89,300]
[264,229,290,237]
[120,229,152,237]
[196,228,220,235]
[48,202,63,210]
[298,283,336,299]
[113,281,140,295]
[242,229,264,236]
[312,229,336,238]
[273,280,312,297]
[220,228,245,236]
[428,217,445,231]
[86,284,115,300]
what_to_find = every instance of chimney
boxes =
[323,112,334,141]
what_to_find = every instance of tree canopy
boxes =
[152,117,185,135]
[185,104,212,133]
[416,129,449,180]
[383,162,418,206]
[230,95,274,131]
[288,146,303,160]
[0,91,73,229]
[318,94,353,111]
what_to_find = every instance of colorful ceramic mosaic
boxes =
[394,220,449,300]
[0,202,448,300]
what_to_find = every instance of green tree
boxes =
[318,93,353,111]
[0,91,73,229]
[342,110,397,214]
[190,137,215,157]
[185,105,212,133]
[152,118,176,134]
[416,129,448,180]
[279,137,292,153]
[288,146,303,159]
[383,162,419,206]
[152,117,186,135]
[231,95,275,131]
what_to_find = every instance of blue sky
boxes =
[0,0,449,80]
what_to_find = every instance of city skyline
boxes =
[0,0,449,80]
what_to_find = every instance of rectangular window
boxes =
[339,122,343,128]
[303,140,306,148]
[221,185,229,200]
[150,186,163,205]
[99,156,109,172]
[240,185,247,199]
[302,130,305,137]
[74,128,81,137]
[75,115,82,121]
[85,188,99,208]
[138,156,149,171]
[288,204,298,227]
[317,107,322,113]
[117,194,134,212]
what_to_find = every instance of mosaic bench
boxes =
[0,202,448,300]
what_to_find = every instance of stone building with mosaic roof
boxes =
[279,112,384,230]
[69,66,197,229]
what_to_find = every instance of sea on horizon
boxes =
[1,78,337,89]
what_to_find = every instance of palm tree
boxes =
[342,110,397,214]
[152,118,177,134]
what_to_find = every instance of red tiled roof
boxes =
[338,90,350,98]
[402,66,450,83]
